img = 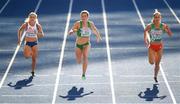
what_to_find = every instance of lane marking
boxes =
[163,0,180,24]
[101,0,116,104]
[34,0,42,13]
[132,0,177,104]
[0,0,10,14]
[0,0,42,89]
[51,0,73,104]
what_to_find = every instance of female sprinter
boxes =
[144,9,172,83]
[18,12,44,76]
[69,10,101,80]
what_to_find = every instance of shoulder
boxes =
[75,20,81,24]
[161,23,167,28]
[146,23,152,28]
[74,21,81,26]
[19,22,28,30]
[88,20,94,25]
[22,22,28,27]
[87,21,95,28]
[145,23,151,30]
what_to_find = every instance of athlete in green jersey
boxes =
[69,10,101,80]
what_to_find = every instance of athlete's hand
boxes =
[144,40,149,48]
[164,24,169,33]
[164,24,172,36]
[68,29,77,35]
[68,30,73,35]
[17,40,21,45]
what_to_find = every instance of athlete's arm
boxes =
[90,22,102,42]
[144,24,151,47]
[17,23,27,45]
[36,24,44,38]
[68,21,79,35]
[163,23,173,37]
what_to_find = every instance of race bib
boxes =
[150,30,163,41]
[26,33,37,38]
[80,28,91,37]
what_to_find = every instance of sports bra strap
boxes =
[87,21,91,28]
[79,21,91,28]
[80,21,82,28]
[151,23,163,30]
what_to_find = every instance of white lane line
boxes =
[34,0,42,13]
[0,33,25,89]
[159,65,177,104]
[0,0,42,89]
[132,0,145,29]
[51,0,73,104]
[0,0,10,14]
[132,0,177,104]
[101,0,116,104]
[163,0,180,24]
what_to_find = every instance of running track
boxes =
[0,0,179,104]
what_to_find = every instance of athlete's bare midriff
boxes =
[76,37,90,45]
[25,37,37,42]
[150,41,163,45]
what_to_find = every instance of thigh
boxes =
[83,45,90,58]
[32,45,38,58]
[24,45,32,55]
[148,47,155,63]
[155,49,163,64]
[75,48,82,58]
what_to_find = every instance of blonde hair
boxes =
[25,12,39,24]
[153,9,161,16]
[151,9,161,23]
[80,10,89,17]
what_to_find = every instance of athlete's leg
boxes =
[148,47,155,65]
[31,45,38,76]
[75,47,83,64]
[82,45,90,76]
[24,45,32,58]
[154,48,163,80]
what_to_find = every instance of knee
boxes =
[24,53,31,59]
[83,56,88,63]
[77,60,81,64]
[149,60,154,65]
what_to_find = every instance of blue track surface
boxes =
[0,0,179,104]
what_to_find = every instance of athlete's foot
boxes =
[154,77,158,83]
[31,72,35,77]
[82,74,86,80]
